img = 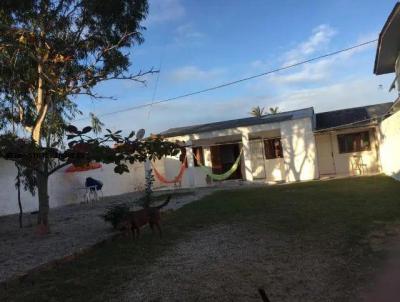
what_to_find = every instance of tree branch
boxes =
[48,161,70,175]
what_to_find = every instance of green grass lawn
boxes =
[2,175,400,302]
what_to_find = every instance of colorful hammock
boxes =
[194,148,243,181]
[151,157,187,184]
[65,162,102,173]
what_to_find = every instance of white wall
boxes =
[281,118,319,182]
[0,159,161,216]
[315,127,381,177]
[379,110,400,180]
[333,127,380,176]
[166,116,319,184]
[163,153,208,188]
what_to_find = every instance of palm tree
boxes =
[250,106,265,118]
[269,107,279,115]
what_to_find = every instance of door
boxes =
[249,139,266,179]
[210,145,223,173]
[315,134,336,175]
[210,144,242,180]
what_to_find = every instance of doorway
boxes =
[210,143,242,180]
[315,133,336,176]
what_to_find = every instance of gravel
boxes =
[0,187,218,284]
[116,224,350,302]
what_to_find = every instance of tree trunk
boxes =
[32,63,48,144]
[36,172,50,234]
[17,172,23,229]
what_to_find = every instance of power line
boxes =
[75,39,377,121]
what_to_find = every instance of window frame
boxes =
[193,146,204,167]
[337,131,371,154]
[263,137,283,160]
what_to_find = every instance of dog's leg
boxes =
[149,222,155,234]
[131,226,136,240]
[155,222,162,238]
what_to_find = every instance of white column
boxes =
[186,143,195,187]
[241,132,254,181]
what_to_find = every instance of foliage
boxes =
[102,203,130,229]
[0,0,157,228]
[89,113,104,135]
[269,107,279,114]
[250,106,265,118]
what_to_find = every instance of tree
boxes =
[0,0,173,232]
[0,126,180,232]
[90,113,104,135]
[250,106,265,118]
[269,107,279,115]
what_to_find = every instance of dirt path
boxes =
[116,224,351,302]
[0,188,216,284]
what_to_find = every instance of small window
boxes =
[193,147,204,166]
[337,131,371,153]
[264,138,283,159]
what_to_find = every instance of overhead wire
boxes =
[75,39,378,122]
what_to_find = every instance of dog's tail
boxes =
[156,195,171,209]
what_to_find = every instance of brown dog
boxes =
[119,195,171,239]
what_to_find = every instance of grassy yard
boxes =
[1,175,400,301]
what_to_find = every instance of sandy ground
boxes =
[113,222,400,302]
[116,224,351,302]
[0,187,219,284]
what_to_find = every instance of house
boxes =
[158,2,400,187]
[160,102,395,187]
[1,3,400,217]
[374,1,400,181]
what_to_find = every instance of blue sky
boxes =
[74,0,398,135]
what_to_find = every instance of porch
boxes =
[315,126,381,178]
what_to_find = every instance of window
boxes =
[264,138,283,159]
[179,147,188,167]
[337,131,371,153]
[193,147,204,166]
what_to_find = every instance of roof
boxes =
[315,102,393,131]
[161,107,314,138]
[374,2,400,75]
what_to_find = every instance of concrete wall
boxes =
[264,158,285,182]
[379,110,400,180]
[166,116,318,184]
[0,159,165,216]
[315,127,381,177]
[281,118,319,182]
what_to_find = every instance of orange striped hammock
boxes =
[151,157,187,184]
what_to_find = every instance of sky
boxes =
[74,0,399,135]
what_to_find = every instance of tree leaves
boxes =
[65,125,78,133]
[81,126,92,134]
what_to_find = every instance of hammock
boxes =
[194,148,243,181]
[151,156,187,184]
[65,162,102,173]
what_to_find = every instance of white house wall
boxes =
[379,110,400,180]
[281,118,319,182]
[0,159,164,216]
[165,116,319,184]
[320,127,381,177]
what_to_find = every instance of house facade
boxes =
[160,102,397,188]
[1,2,400,216]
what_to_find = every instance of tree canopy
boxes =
[0,0,180,232]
